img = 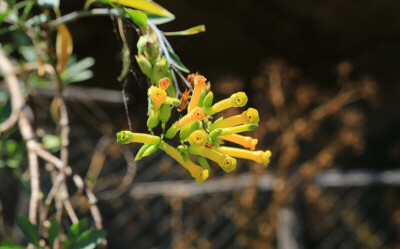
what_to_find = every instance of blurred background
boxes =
[2,0,400,248]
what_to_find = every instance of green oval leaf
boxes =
[124,9,147,28]
[164,25,206,36]
[109,0,174,18]
[16,215,39,247]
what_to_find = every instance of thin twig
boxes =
[0,109,19,135]
[0,49,40,225]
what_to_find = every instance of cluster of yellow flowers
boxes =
[117,75,271,183]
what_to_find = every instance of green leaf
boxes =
[147,13,174,25]
[124,9,147,28]
[164,25,206,36]
[16,215,39,247]
[65,57,95,75]
[48,220,60,247]
[65,218,89,249]
[167,49,189,73]
[22,2,35,20]
[6,158,20,169]
[18,46,37,62]
[0,10,10,25]
[61,57,95,83]
[69,229,106,249]
[0,246,25,249]
[109,0,174,18]
[64,70,93,83]
[38,0,60,8]
[5,140,17,155]
[68,218,89,238]
[42,135,61,152]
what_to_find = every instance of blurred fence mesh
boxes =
[21,59,400,249]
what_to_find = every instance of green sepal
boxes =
[147,109,160,131]
[165,122,179,139]
[198,87,207,107]
[151,56,169,83]
[136,54,153,77]
[142,143,159,157]
[159,104,171,130]
[135,143,152,160]
[177,145,189,162]
[203,91,213,108]
[197,155,210,171]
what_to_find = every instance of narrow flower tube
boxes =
[159,141,209,183]
[188,75,206,113]
[218,146,271,166]
[209,108,260,130]
[220,134,258,150]
[205,92,248,116]
[116,131,161,145]
[176,107,205,129]
[188,146,237,172]
[209,124,258,139]
[165,107,205,139]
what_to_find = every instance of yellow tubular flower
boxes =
[205,92,248,116]
[159,141,209,183]
[176,107,205,129]
[220,134,258,150]
[188,130,207,147]
[150,87,167,111]
[188,146,237,172]
[116,131,161,145]
[158,77,171,90]
[219,146,271,167]
[209,124,258,139]
[188,75,206,113]
[210,108,260,130]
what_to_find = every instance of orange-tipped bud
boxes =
[158,77,171,90]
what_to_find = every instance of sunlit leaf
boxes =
[124,8,147,28]
[68,218,88,238]
[164,25,206,36]
[56,24,73,74]
[16,215,39,247]
[167,49,189,73]
[109,0,174,18]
